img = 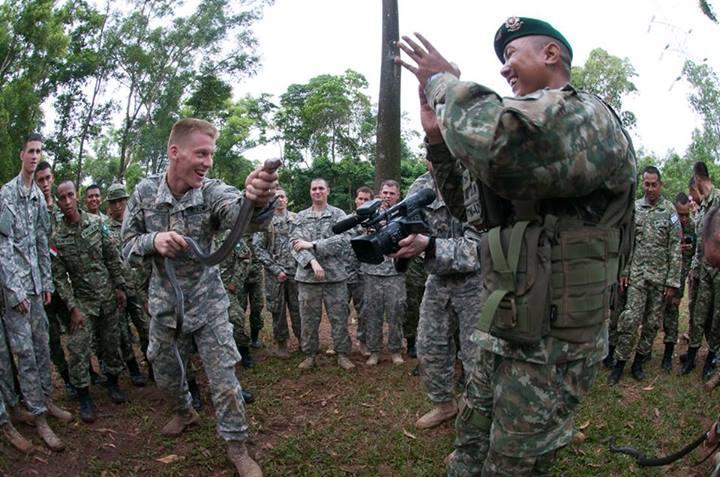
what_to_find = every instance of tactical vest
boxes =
[470,177,635,345]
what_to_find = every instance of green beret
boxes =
[494,17,572,64]
[105,183,129,202]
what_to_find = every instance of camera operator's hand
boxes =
[293,239,313,252]
[391,233,430,259]
[310,260,325,281]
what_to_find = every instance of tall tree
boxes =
[571,48,638,128]
[374,0,401,192]
[683,60,720,163]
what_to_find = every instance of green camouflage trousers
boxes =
[348,277,365,343]
[45,291,69,373]
[119,294,149,361]
[238,273,265,334]
[2,294,51,415]
[298,281,351,356]
[266,276,301,343]
[608,285,626,348]
[227,287,250,348]
[662,271,690,345]
[447,350,597,476]
[147,314,249,441]
[690,266,720,351]
[67,298,124,388]
[362,275,406,354]
[613,280,665,361]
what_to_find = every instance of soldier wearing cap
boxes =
[397,16,636,475]
[106,182,151,386]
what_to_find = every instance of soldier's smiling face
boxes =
[500,36,552,96]
[642,172,662,205]
[85,187,101,213]
[169,131,216,193]
[310,179,329,206]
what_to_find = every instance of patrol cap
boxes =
[105,183,129,202]
[494,17,573,64]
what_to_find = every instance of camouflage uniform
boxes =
[689,187,720,350]
[403,255,427,344]
[122,174,266,442]
[360,255,406,354]
[238,248,265,339]
[423,73,636,475]
[45,202,70,376]
[219,236,251,349]
[291,205,352,356]
[613,198,681,361]
[608,287,626,349]
[51,211,126,388]
[0,174,54,415]
[410,171,483,404]
[252,210,301,343]
[0,318,20,409]
[108,216,150,360]
[663,218,696,344]
[345,228,366,343]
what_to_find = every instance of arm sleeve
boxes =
[121,190,157,266]
[251,230,283,277]
[665,218,682,289]
[52,256,78,312]
[0,201,27,307]
[102,225,126,289]
[290,215,316,269]
[426,225,482,275]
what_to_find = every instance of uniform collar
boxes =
[154,172,205,210]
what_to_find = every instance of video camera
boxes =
[332,189,436,265]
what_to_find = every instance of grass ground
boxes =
[1,305,719,476]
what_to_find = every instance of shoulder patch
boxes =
[671,213,679,225]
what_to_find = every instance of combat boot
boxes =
[60,369,78,401]
[90,366,108,387]
[298,356,315,370]
[337,354,355,370]
[406,337,417,359]
[9,405,35,427]
[415,400,458,430]
[607,360,625,386]
[35,414,64,451]
[680,346,699,375]
[126,358,146,387]
[602,346,616,369]
[227,441,262,477]
[705,369,720,392]
[46,400,72,423]
[242,389,255,404]
[187,378,203,411]
[105,373,128,404]
[239,346,255,369]
[365,353,380,366]
[1,422,33,454]
[275,341,290,359]
[661,343,675,372]
[630,353,646,381]
[358,342,371,357]
[76,387,95,423]
[391,353,404,365]
[250,329,263,349]
[703,351,717,381]
[161,408,200,437]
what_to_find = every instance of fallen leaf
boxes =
[33,456,48,464]
[403,429,417,440]
[156,454,184,464]
[654,408,661,418]
[579,420,591,430]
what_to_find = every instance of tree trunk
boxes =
[374,0,401,193]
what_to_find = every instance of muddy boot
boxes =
[242,389,255,404]
[661,343,675,372]
[106,373,128,404]
[250,329,262,349]
[298,356,315,370]
[607,360,625,386]
[1,422,33,454]
[365,353,380,366]
[337,354,355,370]
[415,400,458,430]
[391,353,404,365]
[703,351,717,381]
[406,337,417,359]
[59,369,78,401]
[187,378,203,411]
[239,346,254,369]
[9,405,35,427]
[90,366,108,387]
[358,342,371,357]
[602,345,616,369]
[46,400,72,423]
[126,358,146,387]
[705,369,720,392]
[76,387,95,423]
[161,408,200,437]
[680,346,699,375]
[275,341,290,359]
[630,353,646,381]
[35,414,64,452]
[227,441,262,477]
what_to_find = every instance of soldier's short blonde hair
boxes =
[167,118,218,148]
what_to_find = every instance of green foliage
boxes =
[700,0,718,22]
[683,60,720,166]
[571,48,638,128]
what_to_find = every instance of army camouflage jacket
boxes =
[692,186,720,274]
[680,218,696,278]
[108,216,149,299]
[219,235,253,289]
[343,225,364,283]
[0,174,53,306]
[408,171,481,277]
[291,205,350,283]
[424,75,636,365]
[51,211,125,313]
[252,210,297,279]
[624,197,682,289]
[121,173,268,332]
